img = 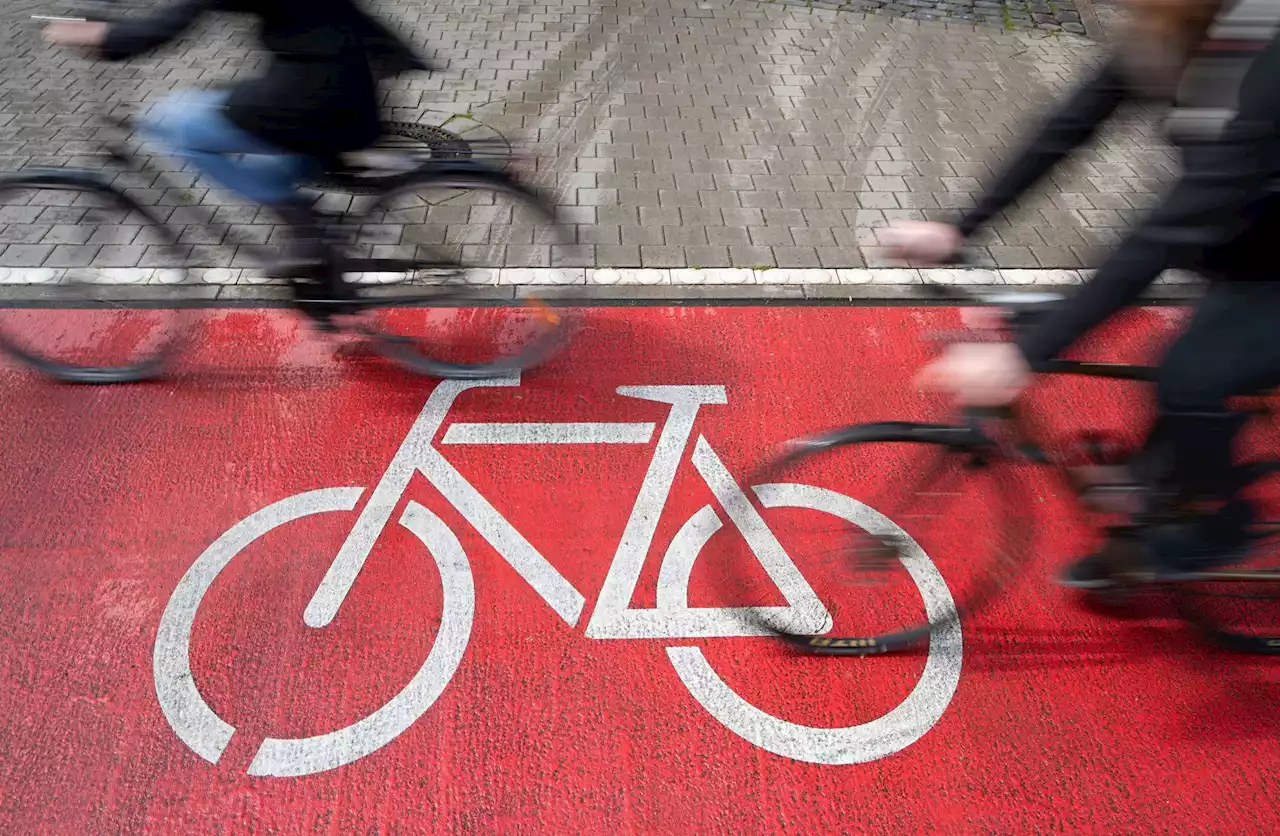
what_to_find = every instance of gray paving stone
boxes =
[550,244,595,267]
[0,225,52,244]
[0,244,53,267]
[707,226,751,246]
[167,206,216,226]
[815,246,866,268]
[773,246,824,268]
[94,245,147,267]
[0,206,44,225]
[86,226,142,246]
[663,226,709,246]
[137,245,194,267]
[749,227,796,247]
[730,245,777,268]
[640,246,687,268]
[986,245,1040,268]
[505,245,551,266]
[684,246,732,268]
[1031,245,1086,267]
[186,245,235,268]
[596,245,642,267]
[43,244,101,267]
[178,225,228,245]
[227,224,272,246]
[578,224,622,246]
[358,225,403,245]
[622,225,666,246]
[791,228,839,247]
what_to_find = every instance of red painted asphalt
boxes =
[2,305,1279,833]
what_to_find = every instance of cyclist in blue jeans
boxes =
[43,0,427,285]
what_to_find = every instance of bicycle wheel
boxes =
[332,168,577,379]
[716,421,1032,655]
[0,172,189,383]
[1175,460,1280,654]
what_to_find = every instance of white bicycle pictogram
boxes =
[154,376,963,777]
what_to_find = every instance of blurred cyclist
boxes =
[882,0,1280,587]
[42,0,427,286]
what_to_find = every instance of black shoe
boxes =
[1059,538,1140,590]
[1060,552,1119,590]
[1059,542,1187,589]
[1144,498,1254,575]
[1060,501,1255,590]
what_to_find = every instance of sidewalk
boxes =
[0,0,1177,291]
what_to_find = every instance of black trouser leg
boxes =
[1143,412,1247,500]
[1129,282,1280,567]
[1152,281,1280,501]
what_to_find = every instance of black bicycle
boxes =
[0,11,571,383]
[725,285,1280,656]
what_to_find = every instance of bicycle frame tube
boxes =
[303,375,588,629]
[1038,358,1156,382]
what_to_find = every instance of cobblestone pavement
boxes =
[0,0,1174,283]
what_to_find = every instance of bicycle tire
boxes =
[331,166,577,379]
[723,421,1031,655]
[0,171,189,383]
[1175,459,1280,654]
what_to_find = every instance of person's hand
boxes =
[43,21,108,48]
[915,342,1032,407]
[880,220,963,265]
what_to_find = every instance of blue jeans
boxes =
[141,90,319,207]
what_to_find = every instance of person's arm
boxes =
[955,58,1130,237]
[98,0,213,61]
[350,9,434,75]
[1016,36,1280,365]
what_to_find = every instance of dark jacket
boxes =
[99,0,428,157]
[955,39,1280,366]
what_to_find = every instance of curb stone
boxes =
[0,268,1202,303]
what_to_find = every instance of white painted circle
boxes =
[153,488,474,777]
[665,482,963,765]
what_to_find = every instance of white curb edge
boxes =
[0,267,1202,287]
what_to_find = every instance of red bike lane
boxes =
[1,304,1278,833]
